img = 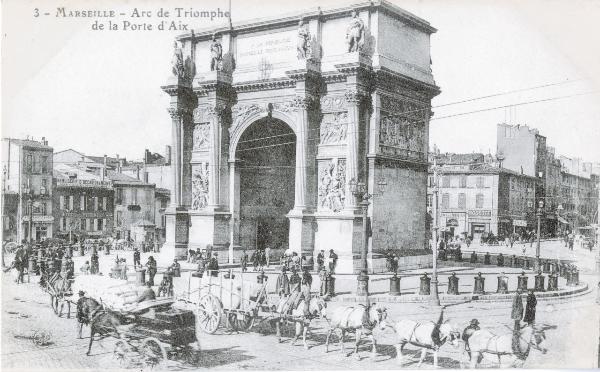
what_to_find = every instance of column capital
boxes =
[291,95,319,111]
[206,101,229,119]
[167,107,194,120]
[344,89,369,105]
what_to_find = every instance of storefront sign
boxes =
[441,212,464,218]
[446,219,459,227]
[468,210,491,217]
[514,219,527,227]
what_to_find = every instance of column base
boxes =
[188,209,232,263]
[287,208,315,257]
[313,211,363,274]
[162,206,189,261]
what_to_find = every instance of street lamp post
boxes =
[349,179,371,298]
[430,162,441,306]
[535,200,544,271]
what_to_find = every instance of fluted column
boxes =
[206,103,226,208]
[292,96,314,210]
[168,108,184,206]
[344,90,364,210]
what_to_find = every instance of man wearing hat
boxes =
[133,248,141,269]
[207,252,219,277]
[282,267,301,314]
[328,249,338,273]
[316,250,325,272]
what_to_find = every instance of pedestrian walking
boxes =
[133,248,141,269]
[275,266,290,297]
[319,268,328,296]
[251,249,259,271]
[316,250,325,272]
[523,289,537,325]
[328,249,338,273]
[145,256,157,286]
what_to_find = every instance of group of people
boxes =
[5,243,79,284]
[275,265,313,316]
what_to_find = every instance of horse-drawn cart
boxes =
[174,269,273,335]
[109,301,198,367]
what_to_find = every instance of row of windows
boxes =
[59,217,106,232]
[429,175,487,189]
[115,188,152,205]
[24,201,50,215]
[428,193,486,209]
[58,195,109,211]
[24,154,50,174]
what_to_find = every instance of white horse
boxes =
[464,324,547,368]
[393,315,461,368]
[273,296,327,349]
[324,303,388,360]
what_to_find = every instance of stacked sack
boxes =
[72,275,141,311]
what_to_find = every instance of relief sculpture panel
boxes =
[192,123,210,151]
[191,163,209,210]
[379,96,427,160]
[320,112,348,145]
[318,158,346,212]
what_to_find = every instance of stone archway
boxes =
[235,117,296,251]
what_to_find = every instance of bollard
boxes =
[547,272,558,291]
[79,244,85,257]
[473,272,485,294]
[419,273,431,295]
[470,252,477,264]
[565,268,573,285]
[389,273,401,296]
[327,273,336,297]
[484,252,491,265]
[105,245,110,255]
[447,272,459,295]
[559,264,567,278]
[534,271,545,292]
[497,253,504,267]
[136,269,146,285]
[456,250,463,262]
[511,255,518,268]
[497,274,509,294]
[522,258,530,270]
[92,245,97,256]
[517,271,528,291]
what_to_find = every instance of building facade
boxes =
[2,137,54,242]
[52,164,114,241]
[161,1,440,273]
[558,156,598,233]
[428,160,537,241]
[109,171,156,243]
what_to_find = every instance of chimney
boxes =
[143,155,148,183]
[41,136,46,145]
[103,155,107,181]
[165,145,171,165]
[136,165,140,180]
[116,154,121,173]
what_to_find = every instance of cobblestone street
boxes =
[2,241,598,370]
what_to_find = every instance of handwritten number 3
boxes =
[34,8,39,17]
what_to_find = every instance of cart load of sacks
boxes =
[72,275,143,311]
[172,273,264,310]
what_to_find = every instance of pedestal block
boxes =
[389,274,401,296]
[419,273,431,295]
[517,272,528,291]
[473,273,485,294]
[163,207,190,261]
[547,273,558,291]
[496,254,504,267]
[313,212,362,274]
[497,275,509,294]
[534,272,545,292]
[447,273,459,295]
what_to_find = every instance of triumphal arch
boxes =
[161,1,439,273]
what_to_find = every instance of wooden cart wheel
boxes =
[141,337,167,368]
[196,294,222,334]
[113,340,132,366]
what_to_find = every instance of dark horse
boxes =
[76,297,102,339]
[86,307,126,356]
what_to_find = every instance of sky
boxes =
[2,0,600,162]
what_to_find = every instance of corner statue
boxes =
[346,10,364,53]
[297,19,311,60]
[171,41,184,78]
[210,34,223,71]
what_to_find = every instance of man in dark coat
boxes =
[316,250,325,272]
[328,249,338,273]
[240,249,248,272]
[133,248,141,269]
[145,256,157,286]
[207,252,219,277]
[523,289,537,325]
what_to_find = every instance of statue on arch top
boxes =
[171,41,185,78]
[297,18,311,60]
[345,10,364,53]
[210,34,223,71]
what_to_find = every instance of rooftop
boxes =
[3,138,53,151]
